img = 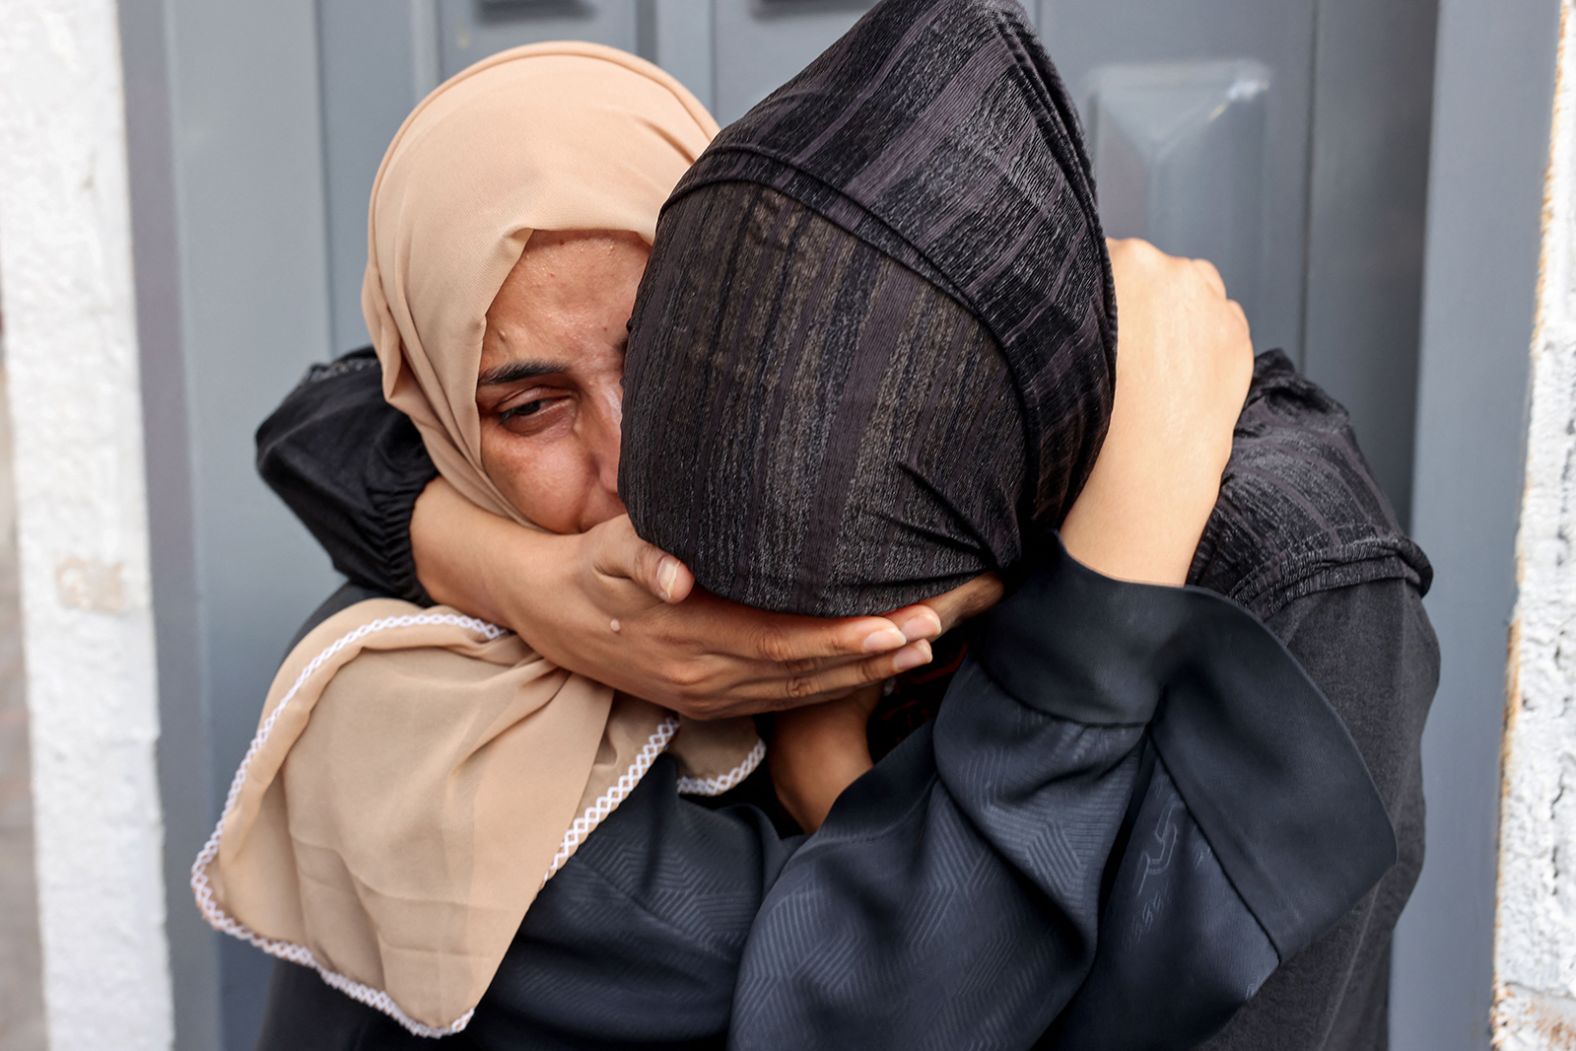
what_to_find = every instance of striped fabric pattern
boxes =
[622,0,1114,615]
[1189,350,1432,615]
[622,0,1430,619]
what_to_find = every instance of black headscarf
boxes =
[620,0,1432,620]
[621,0,1112,615]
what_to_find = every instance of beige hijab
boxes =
[191,43,760,1037]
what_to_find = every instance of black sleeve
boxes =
[255,348,437,604]
[254,548,1391,1051]
[1197,578,1439,1051]
[256,757,795,1051]
[454,543,1165,1051]
[733,543,1396,1051]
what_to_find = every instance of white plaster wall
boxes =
[0,0,175,1048]
[1496,3,1576,1049]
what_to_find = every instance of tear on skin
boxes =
[599,381,623,431]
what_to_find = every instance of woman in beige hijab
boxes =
[191,43,796,1037]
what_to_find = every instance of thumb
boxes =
[590,516,695,605]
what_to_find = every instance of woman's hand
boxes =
[413,481,954,718]
[1060,240,1254,586]
[769,684,886,832]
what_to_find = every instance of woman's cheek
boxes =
[499,445,591,535]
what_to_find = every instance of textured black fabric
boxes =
[1041,754,1280,1050]
[254,550,1421,1051]
[973,541,1396,968]
[256,347,436,606]
[1198,579,1437,1051]
[1188,351,1432,616]
[629,183,1028,614]
[621,0,1114,615]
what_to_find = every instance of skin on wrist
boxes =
[412,477,547,628]
[769,685,882,831]
[414,477,944,717]
[1069,239,1250,585]
[1058,442,1220,587]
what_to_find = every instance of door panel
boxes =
[318,1,437,353]
[437,0,639,77]
[317,0,642,352]
[710,0,877,121]
[1087,59,1272,325]
[1039,1,1318,360]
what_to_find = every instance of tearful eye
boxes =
[495,393,571,435]
[500,400,546,421]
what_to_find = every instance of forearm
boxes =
[768,687,879,831]
[1059,443,1219,586]
[410,476,555,626]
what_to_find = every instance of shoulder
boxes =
[287,583,388,650]
[1188,351,1433,620]
[286,586,511,676]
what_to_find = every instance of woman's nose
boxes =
[590,389,624,502]
[597,439,622,500]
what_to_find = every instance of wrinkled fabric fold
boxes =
[258,348,437,605]
[727,537,1394,1051]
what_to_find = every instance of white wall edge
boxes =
[1494,1,1576,1048]
[0,0,175,1047]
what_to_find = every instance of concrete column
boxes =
[1393,0,1562,1044]
[0,0,174,1047]
[1495,4,1576,1048]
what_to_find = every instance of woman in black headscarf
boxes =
[254,1,1436,1048]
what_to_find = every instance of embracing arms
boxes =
[255,565,1429,1051]
[770,238,1253,828]
[253,237,1422,1050]
[258,359,963,716]
[256,240,1242,734]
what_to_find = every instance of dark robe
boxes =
[245,349,1435,1050]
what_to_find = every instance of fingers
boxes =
[1191,257,1226,297]
[1109,238,1228,297]
[1108,236,1166,267]
[631,544,693,605]
[738,606,927,665]
[588,515,695,604]
[663,626,939,719]
[886,605,943,642]
[767,639,934,710]
[906,573,1005,634]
